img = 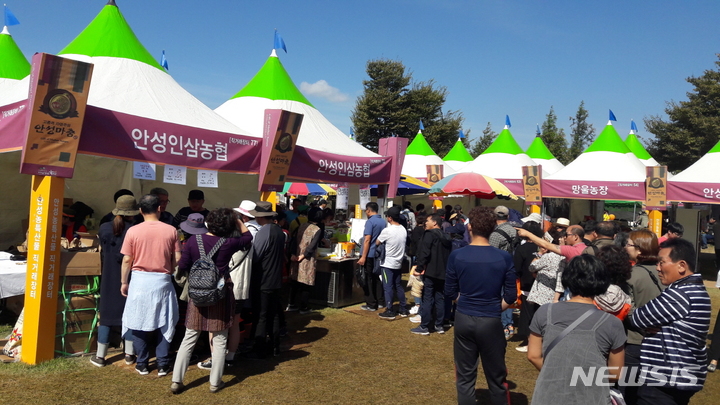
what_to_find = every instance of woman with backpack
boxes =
[171,208,252,394]
[621,229,663,404]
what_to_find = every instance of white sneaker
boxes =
[409,305,420,315]
[409,315,421,323]
[515,345,528,353]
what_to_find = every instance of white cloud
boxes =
[300,80,349,103]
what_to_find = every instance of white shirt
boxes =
[377,224,407,269]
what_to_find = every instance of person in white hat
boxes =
[233,200,260,237]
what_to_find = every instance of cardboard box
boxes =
[56,295,97,334]
[55,332,97,355]
[60,251,101,276]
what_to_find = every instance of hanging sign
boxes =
[164,165,187,185]
[198,169,218,188]
[522,165,542,205]
[359,184,371,211]
[133,161,156,180]
[645,166,668,211]
[258,109,303,192]
[336,182,349,211]
[20,53,93,178]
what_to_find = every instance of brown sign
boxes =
[20,53,93,178]
[645,166,667,211]
[426,164,444,186]
[522,165,542,205]
[258,109,303,191]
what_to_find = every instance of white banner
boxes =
[359,185,370,211]
[336,182,349,211]
[163,165,187,185]
[198,169,219,188]
[133,161,156,180]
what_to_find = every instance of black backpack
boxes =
[188,235,226,307]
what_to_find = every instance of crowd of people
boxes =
[84,188,719,404]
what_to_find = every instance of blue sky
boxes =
[6,1,720,153]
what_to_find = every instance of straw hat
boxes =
[112,195,140,216]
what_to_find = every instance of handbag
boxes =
[228,248,252,300]
[545,307,626,405]
[355,262,367,289]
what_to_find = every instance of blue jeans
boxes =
[132,329,171,368]
[501,308,513,329]
[421,276,445,330]
[97,325,133,345]
[381,267,406,311]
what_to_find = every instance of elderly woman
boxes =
[528,255,626,405]
[288,209,325,314]
[621,229,663,403]
[171,208,251,394]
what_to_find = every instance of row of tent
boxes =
[0,1,388,186]
[1,2,718,206]
[402,112,720,205]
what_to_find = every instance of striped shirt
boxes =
[630,273,711,391]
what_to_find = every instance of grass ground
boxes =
[0,250,718,404]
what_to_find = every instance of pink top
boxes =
[121,221,181,274]
[657,235,669,245]
[559,243,587,263]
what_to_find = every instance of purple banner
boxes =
[499,178,525,196]
[378,137,409,198]
[668,181,720,204]
[0,100,28,152]
[543,179,645,201]
[78,106,261,173]
[288,146,394,184]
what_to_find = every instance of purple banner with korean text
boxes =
[497,178,525,197]
[77,106,262,173]
[0,100,27,152]
[378,137,409,199]
[286,146,393,185]
[543,179,645,201]
[668,181,720,204]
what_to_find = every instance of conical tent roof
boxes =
[525,136,564,175]
[401,130,452,180]
[215,50,395,183]
[544,123,648,200]
[0,26,31,106]
[443,138,473,171]
[625,132,659,166]
[459,127,544,195]
[668,140,720,203]
[0,2,261,172]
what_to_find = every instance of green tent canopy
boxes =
[443,139,473,162]
[482,128,525,155]
[230,51,313,106]
[525,136,557,160]
[624,133,653,160]
[59,3,164,71]
[406,130,439,156]
[584,123,633,154]
[0,28,30,80]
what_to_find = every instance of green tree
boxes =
[541,106,569,164]
[645,54,720,172]
[567,101,596,161]
[351,59,463,155]
[470,122,497,157]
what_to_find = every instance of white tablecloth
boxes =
[0,252,26,299]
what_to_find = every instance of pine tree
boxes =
[568,101,596,162]
[541,106,569,164]
[645,54,720,172]
[470,122,497,157]
[351,59,463,155]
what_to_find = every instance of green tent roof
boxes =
[525,136,557,160]
[230,54,313,107]
[406,131,439,156]
[58,4,164,71]
[482,128,525,155]
[443,139,473,162]
[624,133,653,160]
[709,139,720,154]
[0,31,30,80]
[584,123,632,154]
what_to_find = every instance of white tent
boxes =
[544,122,648,201]
[459,125,544,196]
[400,129,454,180]
[668,140,720,203]
[525,135,564,175]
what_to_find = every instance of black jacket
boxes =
[415,228,452,280]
